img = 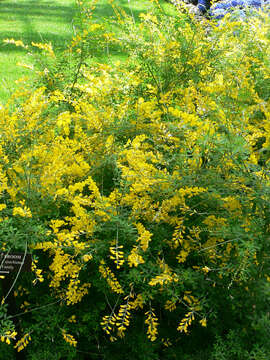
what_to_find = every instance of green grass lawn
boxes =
[0,0,175,103]
[0,0,76,102]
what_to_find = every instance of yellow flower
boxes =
[128,247,144,267]
[0,204,6,211]
[199,318,207,327]
[1,330,17,345]
[14,333,31,352]
[13,206,32,218]
[82,254,92,262]
[202,266,210,274]
[145,309,158,341]
[61,330,77,347]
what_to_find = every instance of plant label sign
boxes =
[0,253,32,275]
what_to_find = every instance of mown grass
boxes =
[0,0,176,103]
[0,0,76,102]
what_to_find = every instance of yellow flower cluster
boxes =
[109,244,124,269]
[115,302,132,338]
[14,333,31,352]
[1,330,17,345]
[101,291,139,339]
[127,246,145,267]
[177,311,195,333]
[49,249,81,288]
[164,299,177,312]
[177,292,203,333]
[31,41,55,57]
[31,260,44,285]
[172,219,185,248]
[13,202,32,218]
[149,261,178,287]
[101,313,117,336]
[82,254,92,262]
[145,309,158,341]
[0,204,7,212]
[135,223,152,251]
[129,294,144,310]
[68,315,76,323]
[199,318,207,327]
[3,38,28,49]
[148,271,178,287]
[2,4,270,346]
[65,279,91,305]
[62,329,77,347]
[183,293,201,311]
[99,261,124,294]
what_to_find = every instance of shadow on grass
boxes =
[93,0,174,29]
[102,0,173,17]
[0,0,176,103]
[0,0,76,53]
[0,0,174,53]
[0,1,75,21]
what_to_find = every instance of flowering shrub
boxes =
[0,1,270,359]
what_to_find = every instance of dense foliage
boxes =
[0,1,270,359]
